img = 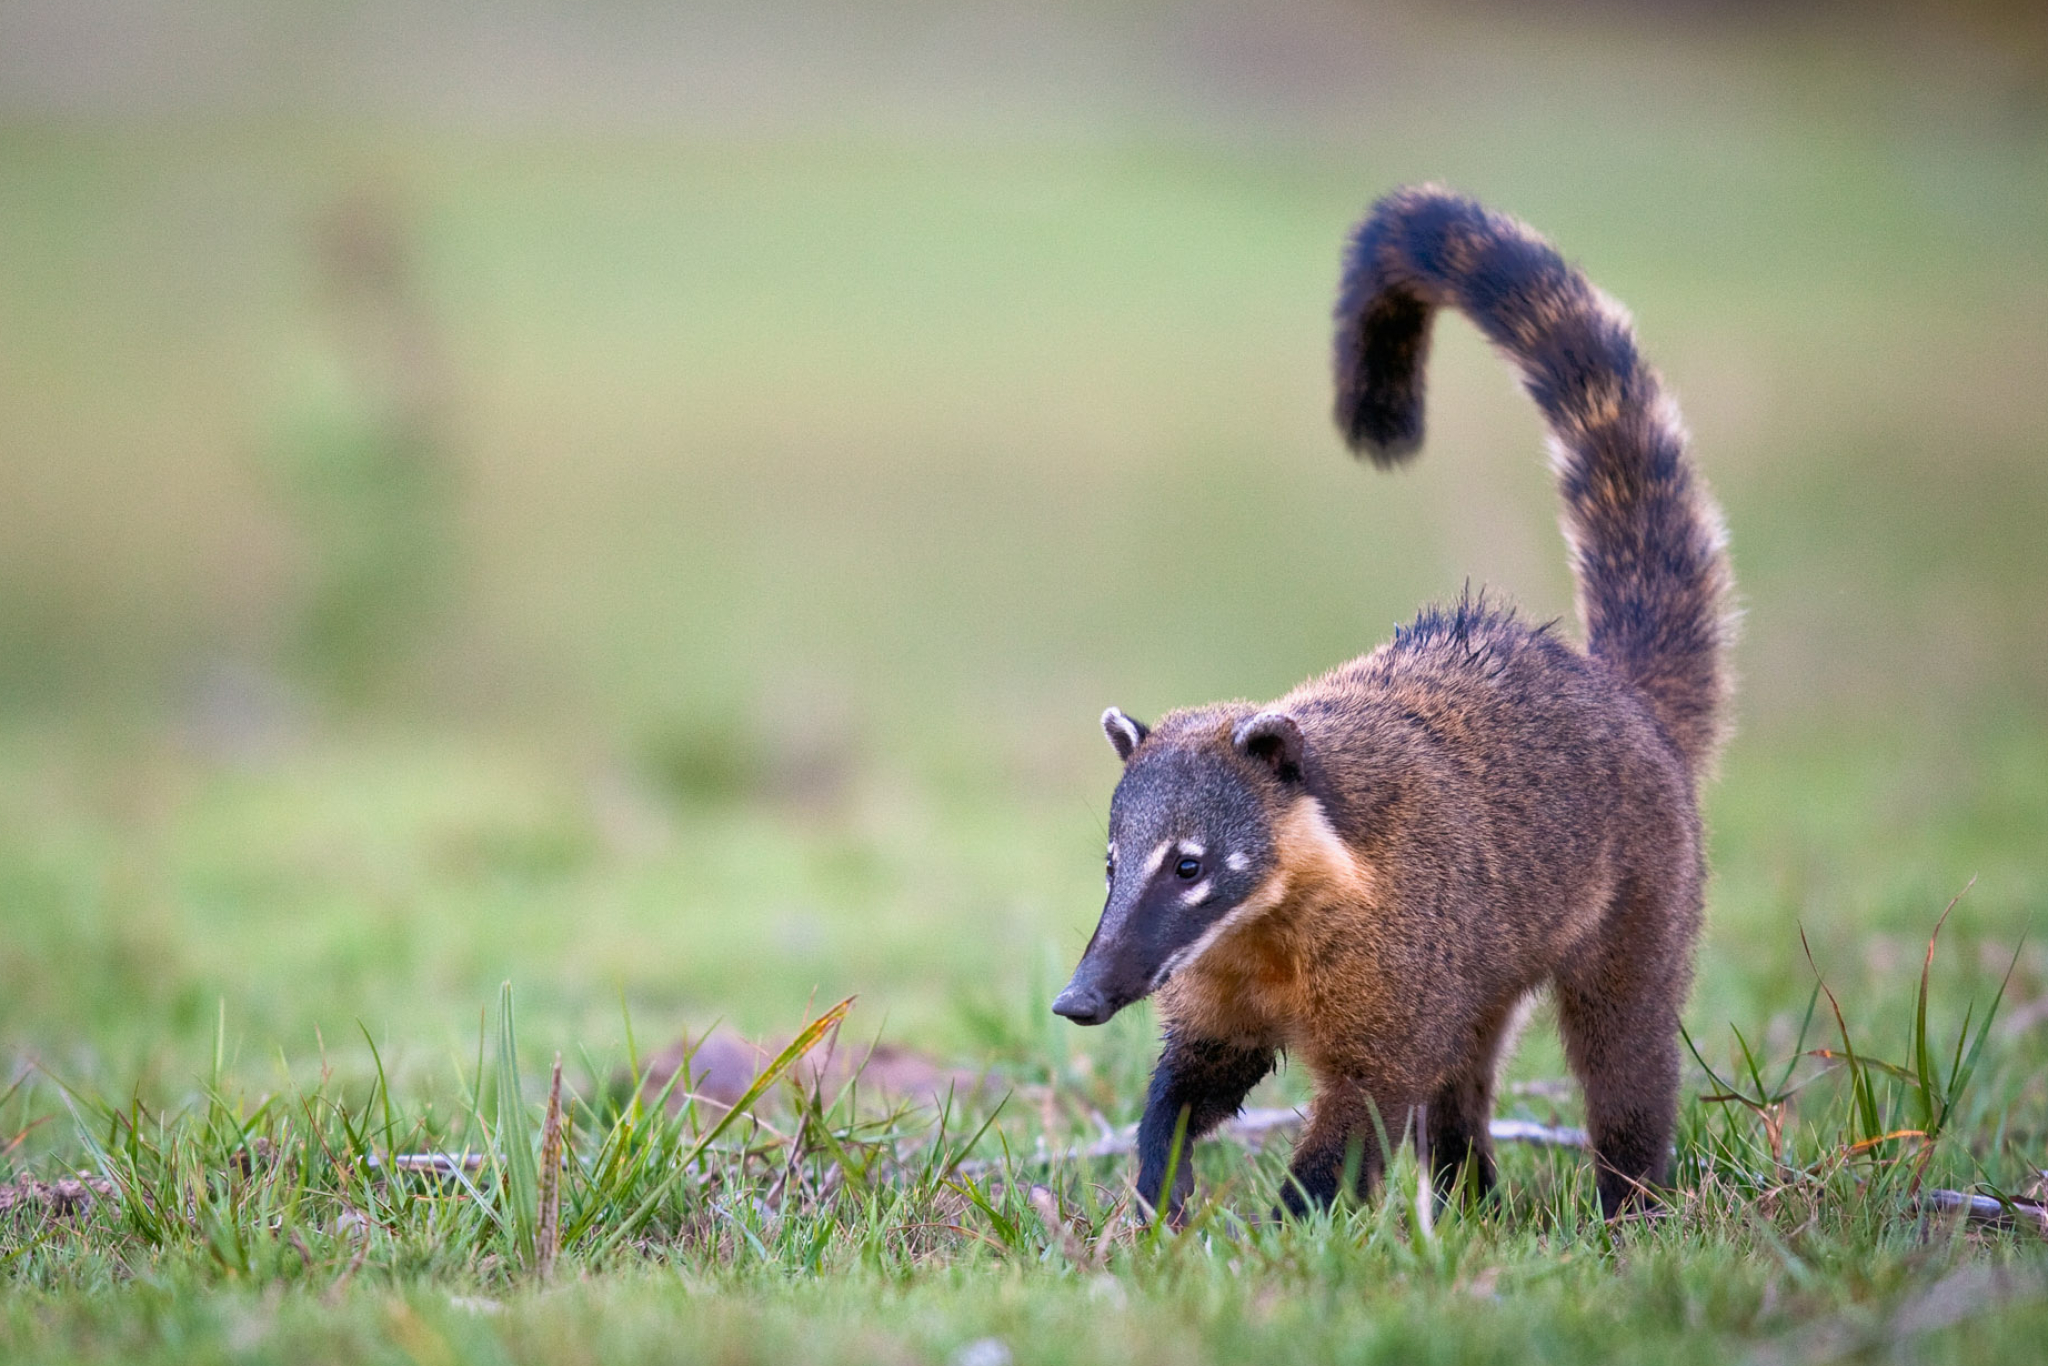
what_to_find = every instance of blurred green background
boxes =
[1,1,2044,1099]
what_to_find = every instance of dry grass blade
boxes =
[1413,1103,1436,1243]
[536,1053,564,1280]
[1838,1128,1927,1159]
[1799,926,1885,1148]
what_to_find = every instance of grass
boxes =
[3,909,2045,1365]
[4,3,2048,1360]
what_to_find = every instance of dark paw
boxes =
[1273,1181,1331,1222]
[1431,1164,1499,1214]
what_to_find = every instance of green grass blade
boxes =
[497,981,540,1264]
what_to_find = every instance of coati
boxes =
[1052,185,1734,1221]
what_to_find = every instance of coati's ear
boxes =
[1101,707,1149,762]
[1232,710,1304,782]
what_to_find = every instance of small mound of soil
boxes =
[0,1175,116,1217]
[635,1028,999,1114]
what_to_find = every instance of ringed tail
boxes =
[1331,185,1735,774]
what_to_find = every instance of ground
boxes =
[2,4,2047,1361]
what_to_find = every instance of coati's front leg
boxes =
[1135,1033,1275,1220]
[1426,1074,1496,1208]
[1280,1076,1415,1217]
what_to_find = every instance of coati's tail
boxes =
[1332,185,1734,774]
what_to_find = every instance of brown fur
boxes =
[1060,186,1734,1221]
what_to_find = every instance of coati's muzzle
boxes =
[1051,909,1173,1027]
[1051,955,1139,1027]
[1050,958,1123,1027]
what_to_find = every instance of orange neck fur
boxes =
[1156,797,1379,1047]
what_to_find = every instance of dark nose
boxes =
[1051,982,1110,1026]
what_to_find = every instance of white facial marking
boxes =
[1226,851,1248,873]
[1179,878,1213,907]
[1140,840,1173,881]
[1170,900,1261,976]
[1176,840,1204,859]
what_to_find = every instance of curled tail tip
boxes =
[1364,181,1482,228]
[1350,183,1498,273]
[1336,394,1424,467]
[1333,189,1453,465]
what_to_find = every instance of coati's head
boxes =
[1051,704,1304,1026]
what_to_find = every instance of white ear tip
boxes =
[1101,706,1148,760]
[1235,709,1287,742]
[1233,709,1304,776]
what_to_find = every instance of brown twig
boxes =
[952,1109,1589,1178]
[1918,1188,2048,1236]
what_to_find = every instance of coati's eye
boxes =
[1175,857,1201,880]
[1105,853,1114,887]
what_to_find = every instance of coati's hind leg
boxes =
[1554,876,1698,1219]
[1136,1033,1276,1221]
[1426,995,1530,1209]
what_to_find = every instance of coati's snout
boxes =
[1049,965,1118,1027]
[1052,706,1299,1025]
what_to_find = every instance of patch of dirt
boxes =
[0,1175,116,1217]
[635,1028,1000,1115]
